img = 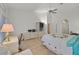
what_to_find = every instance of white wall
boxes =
[61,6,79,33]
[0,3,8,30]
[8,4,79,35]
[47,4,79,34]
[0,3,8,18]
[8,9,39,35]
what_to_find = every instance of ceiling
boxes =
[7,3,50,10]
[7,3,79,14]
[7,3,79,9]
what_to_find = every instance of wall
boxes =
[8,9,39,35]
[60,6,79,33]
[47,4,79,34]
[8,4,79,35]
[0,3,8,30]
[64,8,79,33]
[35,12,47,34]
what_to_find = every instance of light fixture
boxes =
[1,23,14,41]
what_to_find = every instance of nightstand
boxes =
[1,36,19,54]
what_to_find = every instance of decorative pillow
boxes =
[0,32,5,43]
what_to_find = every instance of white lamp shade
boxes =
[1,24,14,32]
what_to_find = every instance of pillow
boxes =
[0,32,5,43]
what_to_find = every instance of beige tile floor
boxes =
[20,38,56,55]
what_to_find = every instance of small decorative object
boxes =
[28,29,32,32]
[32,29,36,32]
[1,24,14,41]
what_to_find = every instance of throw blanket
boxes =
[67,35,79,55]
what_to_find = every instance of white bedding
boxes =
[41,34,74,55]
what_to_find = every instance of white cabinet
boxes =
[23,31,44,40]
[23,32,38,40]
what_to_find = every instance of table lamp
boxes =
[1,24,14,41]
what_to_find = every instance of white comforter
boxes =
[41,34,74,55]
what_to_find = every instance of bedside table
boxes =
[1,36,19,54]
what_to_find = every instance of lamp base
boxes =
[4,33,10,42]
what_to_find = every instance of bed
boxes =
[41,34,79,55]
